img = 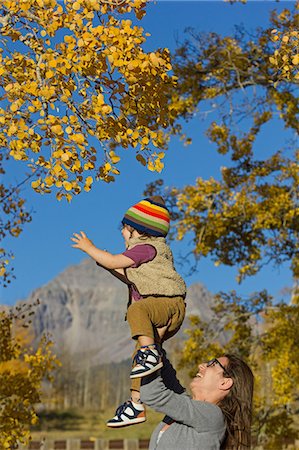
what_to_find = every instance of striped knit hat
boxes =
[122,196,170,237]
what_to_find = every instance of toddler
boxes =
[71,196,186,427]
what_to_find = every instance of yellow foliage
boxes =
[0,0,174,219]
[0,304,60,448]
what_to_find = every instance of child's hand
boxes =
[71,231,93,253]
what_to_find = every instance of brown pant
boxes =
[126,296,186,392]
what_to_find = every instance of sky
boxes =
[1,1,296,306]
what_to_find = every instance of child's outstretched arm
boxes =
[71,231,134,270]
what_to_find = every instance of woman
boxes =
[140,352,254,450]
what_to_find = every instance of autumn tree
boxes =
[0,0,177,283]
[163,4,298,282]
[145,2,298,446]
[0,301,59,449]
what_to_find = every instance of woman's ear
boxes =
[219,377,233,391]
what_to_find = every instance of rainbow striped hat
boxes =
[122,196,170,237]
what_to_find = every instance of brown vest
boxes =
[124,236,186,298]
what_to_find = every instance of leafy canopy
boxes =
[0,0,176,283]
[159,4,299,282]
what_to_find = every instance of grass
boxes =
[30,407,164,441]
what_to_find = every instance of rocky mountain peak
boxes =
[16,258,214,365]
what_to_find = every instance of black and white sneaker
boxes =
[130,345,163,379]
[106,400,146,428]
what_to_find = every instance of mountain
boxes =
[18,258,215,366]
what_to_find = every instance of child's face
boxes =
[121,225,132,245]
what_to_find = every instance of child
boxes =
[71,196,186,427]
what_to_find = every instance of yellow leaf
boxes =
[70,133,85,144]
[141,136,149,145]
[45,176,54,186]
[292,54,299,65]
[72,1,81,11]
[31,179,41,188]
[51,125,63,134]
[46,70,54,79]
[147,160,155,171]
[150,52,159,67]
[111,155,120,163]
[10,103,19,112]
[49,59,57,68]
[61,152,71,162]
[63,181,73,191]
[269,56,276,65]
[53,164,62,175]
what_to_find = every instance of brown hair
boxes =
[219,355,254,449]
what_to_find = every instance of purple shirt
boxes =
[123,244,157,300]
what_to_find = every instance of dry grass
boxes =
[31,407,164,441]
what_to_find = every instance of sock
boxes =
[131,399,144,410]
[140,344,158,351]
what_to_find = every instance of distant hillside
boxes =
[2,258,216,410]
[17,258,215,366]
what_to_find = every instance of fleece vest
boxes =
[124,236,186,298]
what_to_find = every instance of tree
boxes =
[0,300,60,448]
[165,3,298,282]
[145,2,298,446]
[0,0,176,283]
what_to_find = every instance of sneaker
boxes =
[130,345,163,379]
[106,400,146,428]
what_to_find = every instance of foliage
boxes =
[0,301,60,448]
[0,0,176,283]
[147,3,299,283]
[179,291,299,448]
[0,168,33,287]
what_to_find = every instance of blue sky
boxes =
[1,1,295,305]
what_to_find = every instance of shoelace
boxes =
[115,400,132,417]
[133,349,149,366]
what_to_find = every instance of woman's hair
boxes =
[219,354,254,450]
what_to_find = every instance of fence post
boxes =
[94,439,109,450]
[42,440,54,450]
[124,440,139,450]
[66,439,80,450]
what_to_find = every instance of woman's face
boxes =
[190,356,230,402]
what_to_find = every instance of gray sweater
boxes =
[140,358,226,450]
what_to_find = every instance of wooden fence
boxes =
[19,438,299,450]
[20,439,150,450]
